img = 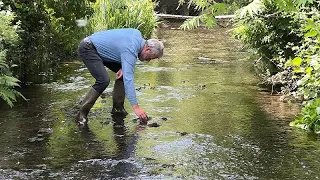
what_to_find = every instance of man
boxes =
[76,28,164,125]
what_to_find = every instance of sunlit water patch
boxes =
[137,66,188,72]
[142,86,195,103]
[42,76,90,91]
[136,132,259,179]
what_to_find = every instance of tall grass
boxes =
[88,0,157,39]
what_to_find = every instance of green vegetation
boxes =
[0,0,92,107]
[234,0,320,132]
[182,0,320,132]
[0,5,25,106]
[88,0,157,39]
[2,0,92,81]
[179,0,250,30]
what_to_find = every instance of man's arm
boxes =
[121,52,148,120]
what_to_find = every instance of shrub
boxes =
[286,6,320,130]
[0,7,25,107]
[290,98,320,132]
[233,0,320,131]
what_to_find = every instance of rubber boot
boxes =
[111,79,128,116]
[76,88,100,125]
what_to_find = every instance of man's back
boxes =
[89,28,146,63]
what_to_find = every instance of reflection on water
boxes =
[0,26,319,179]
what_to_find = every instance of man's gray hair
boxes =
[146,39,164,58]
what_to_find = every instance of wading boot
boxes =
[111,79,128,116]
[76,88,100,125]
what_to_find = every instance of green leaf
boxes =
[239,0,264,18]
[294,67,305,73]
[306,67,313,75]
[316,107,320,115]
[306,18,316,27]
[305,30,318,37]
[292,57,303,66]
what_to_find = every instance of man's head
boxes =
[139,39,164,62]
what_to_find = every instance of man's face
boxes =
[139,48,157,62]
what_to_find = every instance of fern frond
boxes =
[0,74,20,87]
[239,0,265,18]
[0,54,9,72]
[180,16,201,30]
[0,87,17,107]
[0,85,26,107]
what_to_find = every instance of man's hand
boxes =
[116,69,123,79]
[132,104,148,120]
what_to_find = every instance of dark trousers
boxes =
[78,37,122,94]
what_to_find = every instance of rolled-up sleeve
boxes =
[121,51,137,105]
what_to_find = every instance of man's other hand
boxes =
[116,69,123,79]
[132,104,148,120]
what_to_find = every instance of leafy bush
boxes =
[1,0,92,81]
[88,0,157,38]
[0,7,25,107]
[179,0,252,30]
[290,98,320,132]
[233,0,320,131]
[285,8,320,101]
[43,0,93,57]
[285,6,320,130]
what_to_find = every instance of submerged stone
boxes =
[161,164,175,168]
[28,137,44,142]
[148,123,161,127]
[178,132,188,136]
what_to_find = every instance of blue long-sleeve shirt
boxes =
[88,28,146,105]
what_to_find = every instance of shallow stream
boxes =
[1,26,319,179]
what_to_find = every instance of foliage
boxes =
[43,0,93,56]
[234,0,320,131]
[179,0,251,30]
[1,0,93,82]
[290,98,320,132]
[233,2,304,83]
[285,9,320,100]
[285,7,320,130]
[0,7,26,107]
[88,0,157,39]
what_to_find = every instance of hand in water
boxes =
[132,105,148,121]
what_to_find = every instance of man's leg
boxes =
[103,62,128,116]
[76,38,110,125]
[112,78,128,115]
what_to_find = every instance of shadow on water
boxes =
[1,25,320,179]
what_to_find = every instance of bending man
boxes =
[76,28,164,125]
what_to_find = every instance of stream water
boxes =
[0,26,320,179]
